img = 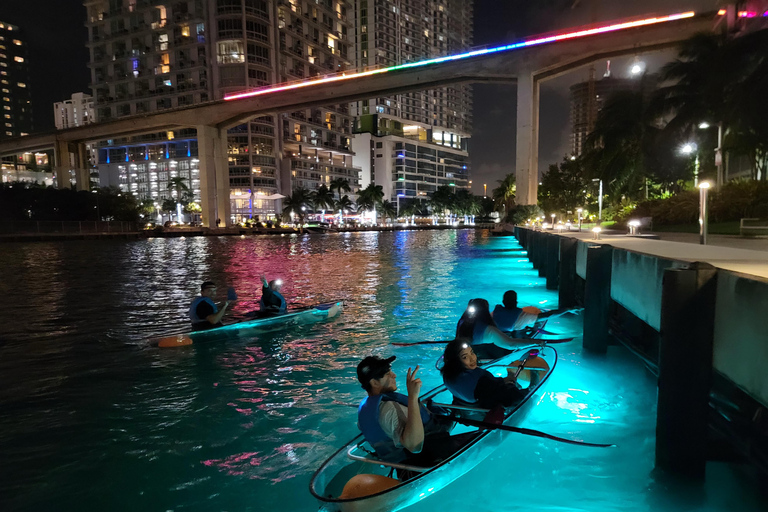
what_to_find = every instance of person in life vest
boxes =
[456,298,527,356]
[356,355,453,475]
[188,281,231,331]
[259,274,287,314]
[440,339,528,409]
[492,290,524,331]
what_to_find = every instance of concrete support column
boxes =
[583,244,613,353]
[546,234,559,290]
[75,142,90,191]
[558,237,578,309]
[515,71,539,205]
[54,138,72,190]
[656,263,717,479]
[197,125,231,228]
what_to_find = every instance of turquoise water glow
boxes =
[0,230,764,511]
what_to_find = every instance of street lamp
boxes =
[550,213,556,227]
[698,181,711,245]
[483,183,487,198]
[577,208,583,232]
[591,179,603,223]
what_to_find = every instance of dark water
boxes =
[0,231,764,512]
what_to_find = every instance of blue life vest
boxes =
[444,368,486,404]
[259,289,287,314]
[189,297,217,324]
[357,392,432,462]
[492,305,522,331]
[457,318,490,345]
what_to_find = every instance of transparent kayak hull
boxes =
[309,344,557,512]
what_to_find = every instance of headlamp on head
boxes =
[461,343,469,349]
[468,306,476,315]
[275,279,283,286]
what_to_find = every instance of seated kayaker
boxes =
[188,281,230,331]
[493,290,542,333]
[356,355,453,477]
[492,290,523,331]
[456,298,525,351]
[260,274,287,314]
[441,339,527,409]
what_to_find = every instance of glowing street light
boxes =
[698,122,710,129]
[680,142,696,155]
[630,61,645,75]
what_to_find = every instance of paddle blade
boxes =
[227,287,238,301]
[157,334,194,348]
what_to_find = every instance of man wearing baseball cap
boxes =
[356,355,451,470]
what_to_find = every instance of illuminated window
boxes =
[161,53,169,65]
[1,88,7,93]
[4,123,11,127]
[5,105,11,110]
[13,39,21,46]
[181,25,190,37]
[0,54,5,58]
[17,82,25,87]
[5,131,12,136]
[0,63,7,68]
[4,114,9,118]
[2,97,8,102]
[217,40,244,64]
[14,56,23,63]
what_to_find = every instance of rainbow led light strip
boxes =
[225,11,695,101]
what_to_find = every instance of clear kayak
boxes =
[309,344,557,512]
[155,301,343,347]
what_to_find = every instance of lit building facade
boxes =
[350,0,473,206]
[54,92,96,130]
[84,0,360,222]
[0,21,33,141]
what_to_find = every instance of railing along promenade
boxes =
[515,227,768,481]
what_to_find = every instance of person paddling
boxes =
[491,290,524,331]
[189,281,230,331]
[260,274,287,314]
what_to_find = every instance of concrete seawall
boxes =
[516,227,768,479]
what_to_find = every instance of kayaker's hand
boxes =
[504,367,519,383]
[406,365,422,397]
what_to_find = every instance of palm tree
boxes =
[355,183,384,223]
[310,184,335,219]
[166,177,191,222]
[429,185,456,214]
[329,177,351,201]
[282,187,312,224]
[335,194,354,224]
[492,173,516,217]
[380,200,397,224]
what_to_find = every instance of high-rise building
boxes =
[54,92,96,130]
[350,0,473,207]
[569,67,639,157]
[0,21,33,141]
[84,0,360,222]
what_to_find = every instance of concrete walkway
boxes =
[552,229,768,279]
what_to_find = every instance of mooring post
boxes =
[583,244,613,353]
[656,262,717,479]
[537,233,548,278]
[546,234,559,290]
[558,237,578,308]
[530,230,540,270]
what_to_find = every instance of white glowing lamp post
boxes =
[698,181,711,245]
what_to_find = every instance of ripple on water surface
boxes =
[0,232,764,512]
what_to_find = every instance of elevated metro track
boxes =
[0,10,720,224]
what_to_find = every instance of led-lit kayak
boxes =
[155,301,343,348]
[309,344,557,512]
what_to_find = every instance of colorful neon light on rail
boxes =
[224,11,695,101]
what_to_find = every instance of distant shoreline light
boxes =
[224,11,696,102]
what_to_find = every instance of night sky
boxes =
[0,0,720,192]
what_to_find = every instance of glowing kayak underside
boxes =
[156,301,343,347]
[309,344,557,512]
